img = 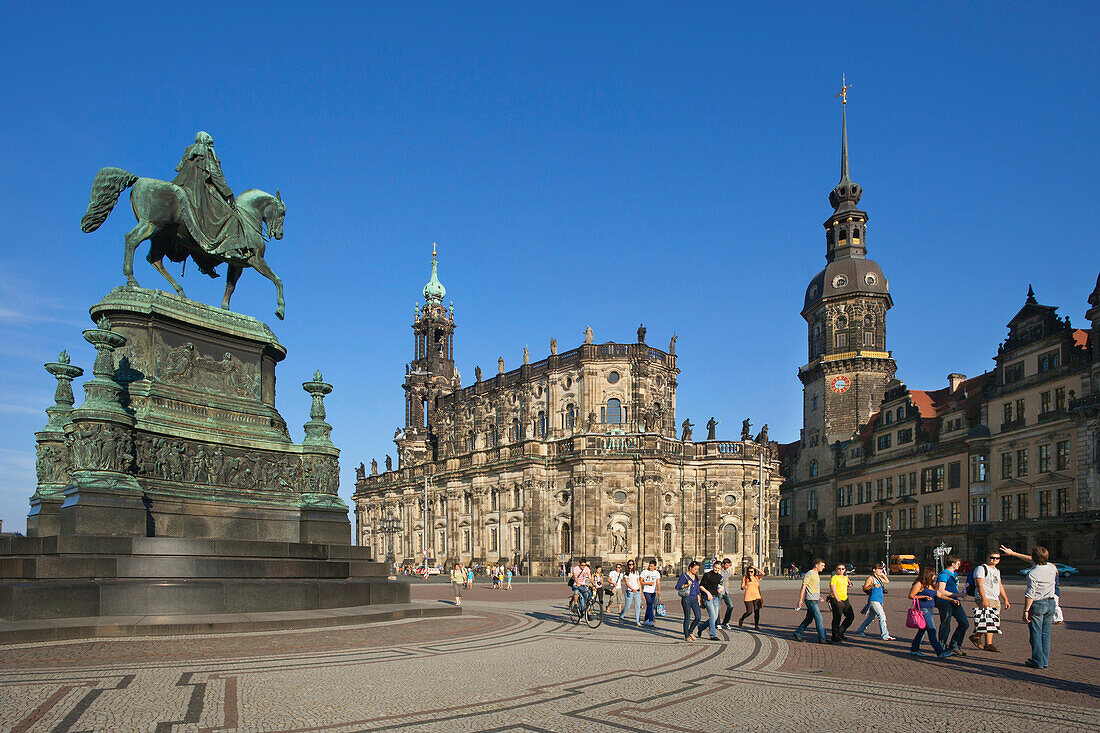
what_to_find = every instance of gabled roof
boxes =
[777,440,801,463]
[1006,286,1057,328]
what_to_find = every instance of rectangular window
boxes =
[1016,448,1029,476]
[855,514,872,535]
[513,525,522,552]
[1017,493,1029,519]
[864,331,875,347]
[1056,440,1070,470]
[1005,362,1024,383]
[1001,495,1013,521]
[779,498,790,517]
[923,505,934,528]
[489,527,498,552]
[898,473,906,496]
[898,510,908,530]
[969,496,988,523]
[876,479,884,501]
[950,501,960,525]
[935,503,944,526]
[1038,490,1051,518]
[897,428,913,444]
[969,454,988,483]
[463,529,472,552]
[1040,391,1052,414]
[1001,453,1012,479]
[921,465,944,493]
[1003,403,1013,424]
[1056,488,1070,515]
[897,405,906,419]
[1016,398,1026,422]
[948,462,961,489]
[909,472,917,495]
[837,515,853,537]
[835,333,847,349]
[877,434,892,450]
[1038,444,1051,473]
[885,410,894,424]
[1038,350,1060,373]
[1055,387,1066,410]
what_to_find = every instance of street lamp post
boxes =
[378,514,402,571]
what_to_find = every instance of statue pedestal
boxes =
[0,286,421,634]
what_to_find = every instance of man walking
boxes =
[717,558,736,629]
[608,563,625,615]
[640,559,662,626]
[793,559,827,643]
[936,556,970,656]
[969,551,1010,652]
[827,563,855,643]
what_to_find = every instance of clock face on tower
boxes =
[830,375,851,394]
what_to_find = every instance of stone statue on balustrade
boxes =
[741,419,752,441]
[706,417,718,440]
[754,424,769,444]
[681,418,693,442]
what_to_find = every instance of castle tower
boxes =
[799,81,897,450]
[397,244,458,466]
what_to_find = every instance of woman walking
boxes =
[450,563,466,606]
[675,561,703,641]
[856,562,895,640]
[908,566,957,659]
[999,545,1058,669]
[620,560,644,626]
[739,565,765,629]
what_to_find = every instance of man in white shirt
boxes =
[640,560,662,627]
[969,551,1010,652]
[607,563,625,615]
[716,558,735,629]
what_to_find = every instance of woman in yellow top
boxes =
[827,564,855,643]
[738,566,765,629]
[450,563,466,606]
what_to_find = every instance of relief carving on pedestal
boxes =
[158,341,258,397]
[36,442,73,484]
[68,422,133,473]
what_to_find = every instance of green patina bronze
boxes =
[79,132,289,320]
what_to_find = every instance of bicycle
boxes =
[566,585,605,628]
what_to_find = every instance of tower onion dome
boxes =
[422,243,446,305]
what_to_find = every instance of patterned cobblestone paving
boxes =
[0,581,1096,731]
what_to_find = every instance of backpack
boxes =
[964,565,984,598]
[567,574,575,587]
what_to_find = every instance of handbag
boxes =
[905,598,926,629]
[655,603,667,617]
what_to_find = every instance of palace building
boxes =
[352,249,781,575]
[778,99,1100,572]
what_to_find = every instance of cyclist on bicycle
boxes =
[572,558,593,615]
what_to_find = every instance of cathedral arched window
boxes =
[603,398,622,424]
[853,227,860,241]
[511,418,521,442]
[560,523,571,554]
[721,524,738,554]
[491,489,499,511]
[537,410,548,436]
[488,424,498,447]
[565,403,576,429]
[663,523,673,554]
[810,460,819,478]
[467,430,475,453]
[513,484,521,508]
[808,489,818,511]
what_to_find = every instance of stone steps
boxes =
[0,555,385,580]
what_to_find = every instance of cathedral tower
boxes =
[799,83,897,451]
[397,244,458,467]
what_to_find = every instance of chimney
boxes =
[948,373,966,392]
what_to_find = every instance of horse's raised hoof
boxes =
[275,306,285,321]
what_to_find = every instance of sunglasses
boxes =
[988,556,1001,560]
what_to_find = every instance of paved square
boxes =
[1,580,1096,731]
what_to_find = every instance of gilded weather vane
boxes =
[836,74,852,105]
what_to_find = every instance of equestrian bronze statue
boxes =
[80,131,288,319]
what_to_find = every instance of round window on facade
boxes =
[612,490,627,502]
[865,272,877,285]
[837,314,848,328]
[608,371,620,384]
[564,376,572,389]
[723,494,736,506]
[832,274,848,289]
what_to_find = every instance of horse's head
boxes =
[265,189,286,240]
[237,189,286,240]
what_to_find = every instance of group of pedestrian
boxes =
[673,559,767,641]
[486,564,513,590]
[791,545,1063,671]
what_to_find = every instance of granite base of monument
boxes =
[1,287,452,635]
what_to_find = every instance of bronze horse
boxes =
[80,167,287,319]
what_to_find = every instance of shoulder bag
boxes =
[905,597,926,629]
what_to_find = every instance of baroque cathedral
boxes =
[352,248,781,574]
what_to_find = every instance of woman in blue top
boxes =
[675,561,703,641]
[856,562,894,640]
[909,565,959,658]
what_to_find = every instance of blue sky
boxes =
[1,4,1097,533]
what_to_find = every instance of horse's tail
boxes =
[80,167,138,233]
